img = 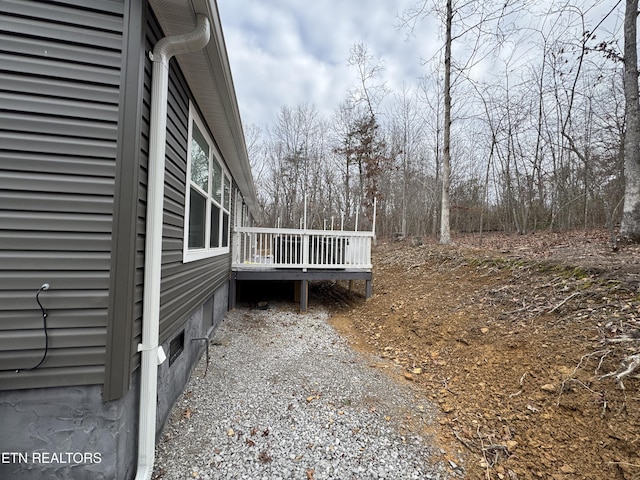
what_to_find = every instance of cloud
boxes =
[218,0,440,130]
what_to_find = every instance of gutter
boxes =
[135,14,211,480]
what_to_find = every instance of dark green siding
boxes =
[0,0,124,385]
[104,0,147,400]
[1,1,237,396]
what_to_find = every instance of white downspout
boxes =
[135,14,211,480]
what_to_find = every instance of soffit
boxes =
[148,0,259,218]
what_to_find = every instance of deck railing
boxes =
[232,227,373,270]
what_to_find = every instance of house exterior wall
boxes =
[0,285,228,480]
[156,282,228,435]
[0,0,236,395]
[1,0,246,478]
[145,7,234,345]
[0,0,124,389]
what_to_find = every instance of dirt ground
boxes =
[321,229,640,480]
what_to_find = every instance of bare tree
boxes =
[244,123,267,185]
[388,84,426,238]
[263,104,326,228]
[439,0,453,244]
[347,42,388,118]
[343,42,391,229]
[252,0,630,242]
[401,0,525,243]
[621,0,640,242]
[418,70,444,237]
[332,100,358,228]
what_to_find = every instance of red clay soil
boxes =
[325,229,640,480]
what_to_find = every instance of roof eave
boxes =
[149,0,259,218]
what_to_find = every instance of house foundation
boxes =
[0,286,228,480]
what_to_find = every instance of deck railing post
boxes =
[232,232,238,265]
[366,237,371,267]
[302,233,309,272]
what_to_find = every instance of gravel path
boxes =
[153,304,454,480]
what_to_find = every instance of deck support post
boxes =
[299,279,308,313]
[231,270,372,313]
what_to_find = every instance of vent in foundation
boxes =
[169,330,185,366]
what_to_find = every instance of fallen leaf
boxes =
[441,404,455,413]
[560,465,575,474]
[258,450,272,464]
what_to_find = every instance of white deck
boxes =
[232,227,373,271]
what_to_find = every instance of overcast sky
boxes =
[217,0,440,131]
[216,1,627,136]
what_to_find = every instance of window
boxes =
[184,105,231,262]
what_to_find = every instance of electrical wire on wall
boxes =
[0,283,50,373]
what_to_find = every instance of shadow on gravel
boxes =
[236,279,368,311]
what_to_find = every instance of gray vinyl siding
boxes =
[103,0,147,400]
[145,11,232,345]
[0,1,123,386]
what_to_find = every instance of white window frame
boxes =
[183,104,231,263]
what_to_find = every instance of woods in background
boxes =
[246,1,638,242]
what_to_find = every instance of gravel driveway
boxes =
[153,304,454,479]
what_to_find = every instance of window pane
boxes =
[190,123,209,192]
[224,176,231,211]
[222,212,229,247]
[210,204,220,248]
[188,187,206,249]
[212,158,222,204]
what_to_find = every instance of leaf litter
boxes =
[325,229,640,480]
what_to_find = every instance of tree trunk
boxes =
[621,0,640,242]
[402,149,408,238]
[440,0,453,245]
[432,129,440,237]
